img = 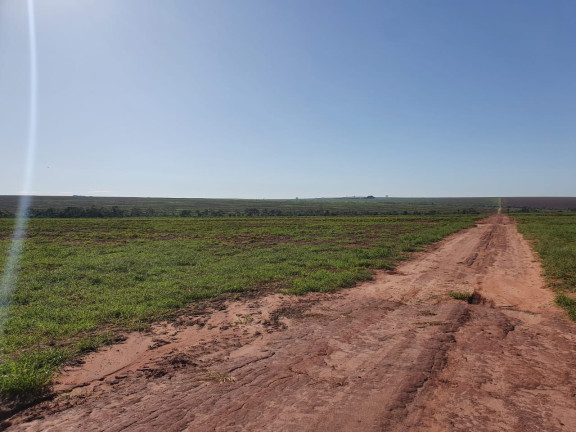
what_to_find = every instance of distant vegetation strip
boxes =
[502,197,576,212]
[0,195,498,218]
[515,214,576,320]
[0,215,480,399]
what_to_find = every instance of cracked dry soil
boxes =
[4,214,576,431]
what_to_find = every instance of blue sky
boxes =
[1,0,575,198]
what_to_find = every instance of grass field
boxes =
[0,215,480,398]
[515,214,576,320]
[0,195,498,217]
[503,197,576,212]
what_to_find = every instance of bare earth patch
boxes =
[4,214,576,431]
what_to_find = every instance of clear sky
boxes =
[1,0,575,198]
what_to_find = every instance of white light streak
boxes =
[0,0,38,335]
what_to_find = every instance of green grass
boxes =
[514,214,576,320]
[556,294,576,321]
[0,215,480,398]
[448,291,473,301]
[0,349,69,397]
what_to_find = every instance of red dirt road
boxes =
[6,214,576,431]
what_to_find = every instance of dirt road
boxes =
[6,214,576,431]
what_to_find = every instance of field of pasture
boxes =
[515,214,576,319]
[0,195,498,218]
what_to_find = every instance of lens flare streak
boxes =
[0,0,37,334]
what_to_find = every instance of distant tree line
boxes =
[509,206,576,213]
[3,205,575,219]
[0,206,489,219]
[457,208,481,214]
[25,206,158,218]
